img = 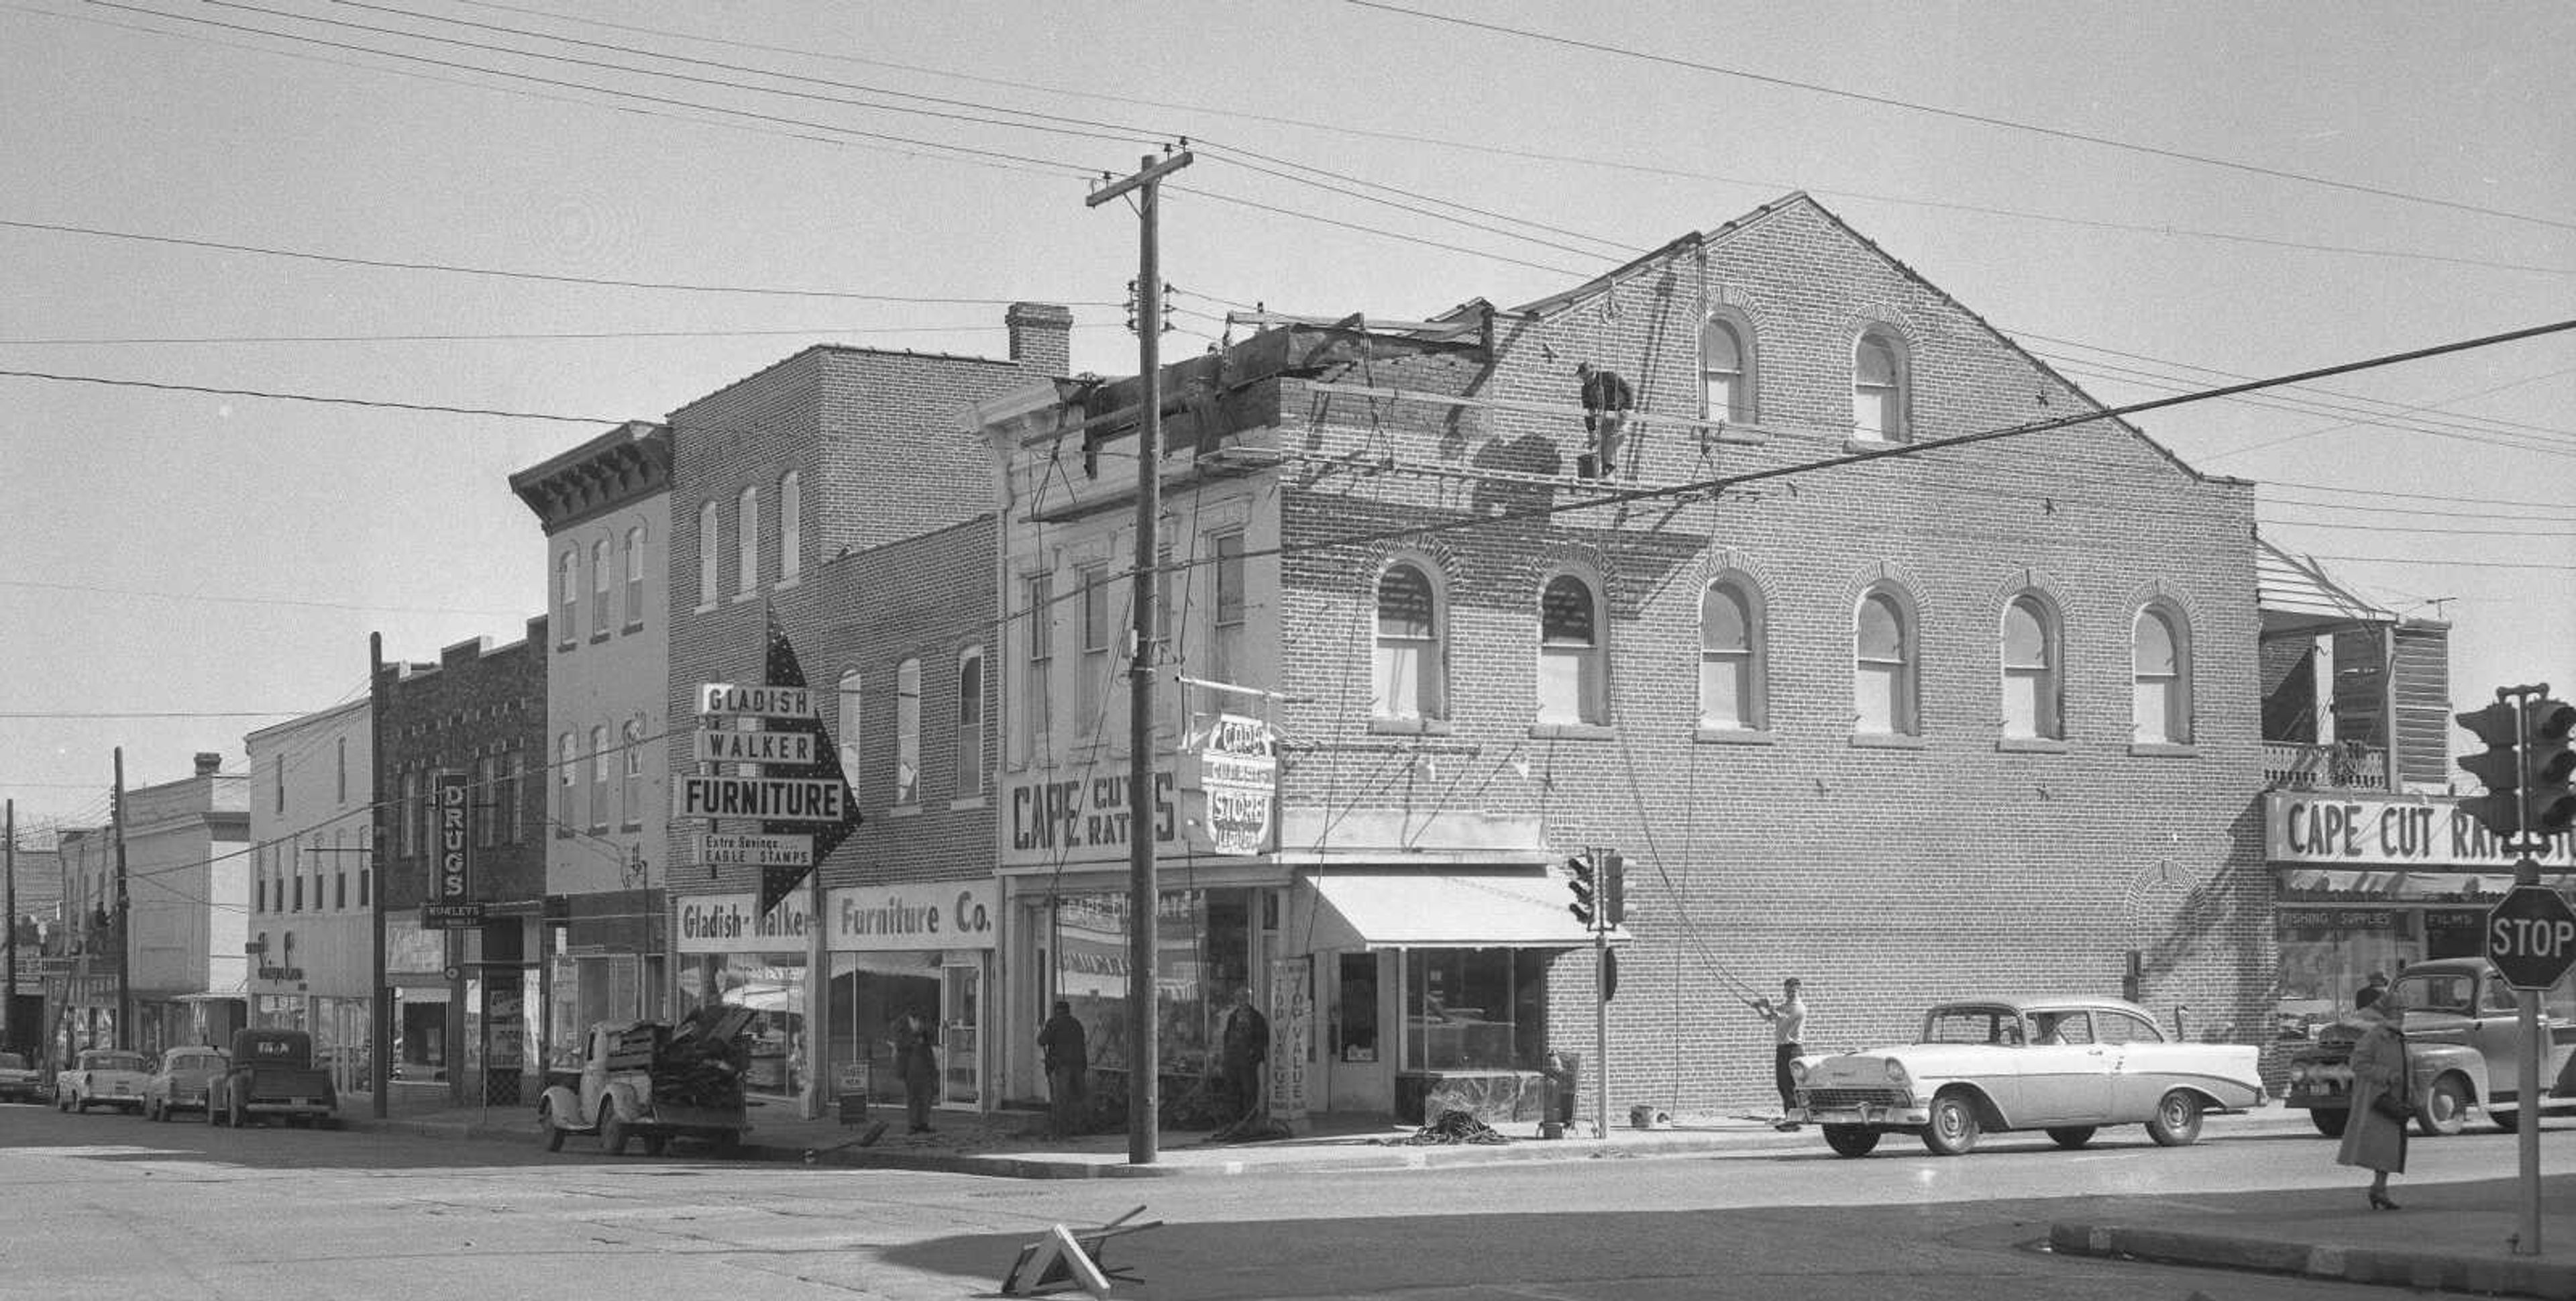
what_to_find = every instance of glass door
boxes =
[941,964,981,1106]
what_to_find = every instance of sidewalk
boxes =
[340,1093,2576,1298]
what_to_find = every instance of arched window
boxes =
[2001,595,2062,739]
[590,537,610,638]
[895,656,922,806]
[557,549,579,644]
[589,725,611,831]
[623,526,644,628]
[696,501,718,609]
[556,733,576,837]
[779,470,802,581]
[621,719,644,829]
[1855,588,1917,735]
[735,485,759,595]
[1702,317,1752,423]
[2133,606,2192,743]
[956,647,987,797]
[837,668,863,800]
[1853,329,1907,441]
[1538,574,1606,725]
[1699,578,1764,729]
[1373,562,1445,720]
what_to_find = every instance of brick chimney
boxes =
[1006,301,1073,376]
[194,751,222,776]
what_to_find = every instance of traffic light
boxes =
[1566,853,1597,927]
[2459,701,2527,840]
[1602,850,1627,927]
[2526,698,2576,838]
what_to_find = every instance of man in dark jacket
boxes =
[1575,362,1634,476]
[1038,1000,1088,1139]
[896,1007,940,1134]
[1219,986,1270,1123]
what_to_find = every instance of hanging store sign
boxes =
[699,833,814,868]
[2266,792,2576,869]
[675,775,849,823]
[433,771,472,904]
[694,683,813,719]
[693,727,816,766]
[1197,713,1276,857]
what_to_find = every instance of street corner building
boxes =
[965,192,2286,1125]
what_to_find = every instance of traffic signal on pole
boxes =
[1566,853,1597,927]
[2459,701,2527,840]
[2524,698,2576,839]
[1602,850,1627,927]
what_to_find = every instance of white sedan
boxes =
[1790,996,2264,1157]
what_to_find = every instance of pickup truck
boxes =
[538,1005,754,1157]
[2284,957,2576,1137]
[211,1028,339,1129]
[56,1048,150,1114]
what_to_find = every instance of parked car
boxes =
[0,1051,44,1103]
[1790,995,2265,1157]
[211,1029,338,1129]
[2284,957,2576,1138]
[142,1046,229,1122]
[56,1048,152,1114]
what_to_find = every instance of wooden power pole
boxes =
[1087,148,1192,1167]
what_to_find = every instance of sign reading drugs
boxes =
[433,771,472,904]
[695,682,814,719]
[694,727,816,766]
[676,775,849,823]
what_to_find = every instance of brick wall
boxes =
[1254,195,2273,1111]
[378,619,549,910]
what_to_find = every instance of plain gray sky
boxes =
[3,0,2569,826]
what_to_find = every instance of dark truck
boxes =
[538,1005,754,1157]
[211,1027,340,1129]
[2284,957,2576,1137]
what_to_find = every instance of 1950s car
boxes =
[56,1048,152,1114]
[142,1046,230,1123]
[0,1051,45,1104]
[1790,995,2265,1157]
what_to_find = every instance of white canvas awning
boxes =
[1290,869,1628,951]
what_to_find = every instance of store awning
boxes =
[1291,870,1629,951]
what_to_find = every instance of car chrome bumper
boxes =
[1803,1104,1929,1127]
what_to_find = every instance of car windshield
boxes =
[1921,1006,2025,1046]
[170,1053,223,1070]
[2398,972,2475,1017]
[88,1054,146,1072]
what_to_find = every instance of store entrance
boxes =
[942,964,981,1106]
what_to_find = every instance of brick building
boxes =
[663,305,1063,1118]
[970,193,2275,1125]
[508,420,674,1065]
[376,623,546,1102]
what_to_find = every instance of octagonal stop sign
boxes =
[2487,885,2576,991]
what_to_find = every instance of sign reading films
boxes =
[677,683,837,843]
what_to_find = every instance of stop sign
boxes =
[2487,886,2576,990]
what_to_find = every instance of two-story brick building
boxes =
[971,192,2274,1125]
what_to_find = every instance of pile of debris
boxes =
[647,1005,755,1111]
[1377,1110,1510,1147]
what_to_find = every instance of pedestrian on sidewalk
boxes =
[1219,986,1270,1124]
[1039,1000,1089,1139]
[895,1006,941,1135]
[2339,984,2410,1210]
[1752,977,1806,1131]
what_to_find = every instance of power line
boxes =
[0,576,533,619]
[0,322,1130,346]
[0,368,612,423]
[0,711,316,720]
[0,216,1118,307]
[1348,0,2575,235]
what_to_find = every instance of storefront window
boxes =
[1051,889,1231,1080]
[1404,948,1548,1071]
[689,952,808,1097]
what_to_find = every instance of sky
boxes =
[2,0,2569,833]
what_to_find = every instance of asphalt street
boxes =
[4,1097,2569,1300]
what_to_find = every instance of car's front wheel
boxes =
[2045,1126,2096,1149]
[1822,1124,1880,1157]
[2147,1090,2204,1147]
[2418,1074,2472,1137]
[1921,1091,1981,1157]
[602,1114,631,1156]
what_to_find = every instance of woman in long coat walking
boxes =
[2337,986,2410,1210]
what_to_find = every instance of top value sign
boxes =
[696,683,813,719]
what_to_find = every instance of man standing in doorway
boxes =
[896,1006,941,1134]
[1753,976,1806,1131]
[1219,985,1270,1125]
[1038,1000,1088,1140]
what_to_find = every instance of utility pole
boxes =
[370,633,390,1118]
[1088,146,1191,1167]
[113,748,129,1051]
[5,799,17,1054]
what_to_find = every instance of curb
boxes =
[2049,1221,2576,1300]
